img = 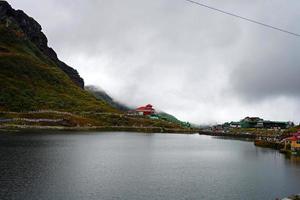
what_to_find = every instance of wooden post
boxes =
[284,140,287,150]
[5,19,10,28]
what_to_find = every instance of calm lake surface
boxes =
[0,131,300,200]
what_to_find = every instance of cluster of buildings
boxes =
[208,116,300,157]
[224,117,294,130]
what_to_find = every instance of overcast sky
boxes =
[9,0,300,124]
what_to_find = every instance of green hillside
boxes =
[0,1,196,132]
[157,112,191,128]
[0,24,116,113]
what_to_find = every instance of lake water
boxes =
[0,131,300,200]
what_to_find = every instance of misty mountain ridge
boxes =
[85,85,131,111]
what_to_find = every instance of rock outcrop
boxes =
[0,1,84,88]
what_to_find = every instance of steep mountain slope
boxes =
[0,1,83,87]
[85,85,131,111]
[0,1,116,113]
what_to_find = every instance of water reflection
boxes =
[284,154,300,164]
[212,136,254,142]
[0,132,300,200]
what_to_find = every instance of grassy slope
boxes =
[0,24,117,113]
[157,112,190,127]
[0,111,188,130]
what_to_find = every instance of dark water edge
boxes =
[0,131,300,200]
[0,125,198,134]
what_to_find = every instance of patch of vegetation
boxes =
[284,125,300,134]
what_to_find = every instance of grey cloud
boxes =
[230,33,300,102]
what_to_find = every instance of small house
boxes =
[136,104,155,116]
[230,122,241,128]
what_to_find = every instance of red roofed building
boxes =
[283,131,300,154]
[136,104,155,116]
[292,131,300,137]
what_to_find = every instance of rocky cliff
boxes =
[0,1,117,112]
[0,1,84,88]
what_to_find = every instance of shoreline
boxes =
[199,131,298,158]
[199,130,256,139]
[0,124,198,134]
